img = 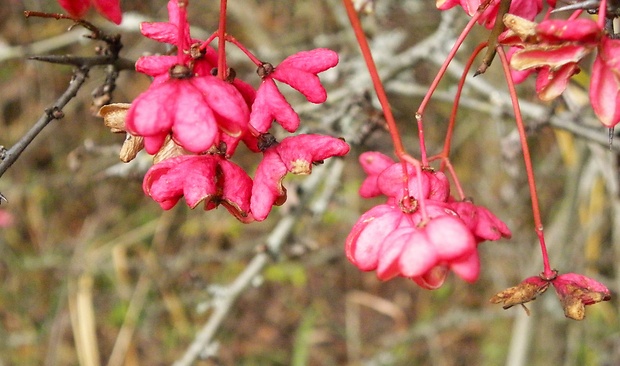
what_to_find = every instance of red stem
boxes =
[567,10,583,21]
[200,33,263,67]
[415,12,482,166]
[438,41,488,171]
[598,0,607,28]
[414,164,429,222]
[225,35,263,66]
[429,154,467,200]
[217,0,228,80]
[443,159,466,200]
[541,7,553,21]
[343,1,429,218]
[176,1,188,65]
[341,0,407,159]
[496,47,553,277]
[432,41,487,201]
[200,32,218,50]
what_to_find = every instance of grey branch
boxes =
[173,157,347,366]
[0,67,89,180]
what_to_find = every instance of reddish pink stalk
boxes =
[201,32,218,50]
[567,9,583,21]
[431,41,487,201]
[225,34,262,66]
[598,0,607,28]
[216,0,228,80]
[342,0,425,217]
[176,1,188,64]
[541,6,553,21]
[414,162,429,222]
[200,32,263,67]
[415,12,483,166]
[439,41,488,170]
[497,46,554,278]
[442,158,466,200]
[341,0,407,159]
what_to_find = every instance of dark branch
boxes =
[0,67,90,180]
[475,0,511,76]
[28,54,135,70]
[23,11,119,44]
[0,12,137,203]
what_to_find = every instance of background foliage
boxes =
[0,0,619,365]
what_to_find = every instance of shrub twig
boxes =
[0,13,132,204]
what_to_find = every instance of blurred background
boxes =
[0,0,619,365]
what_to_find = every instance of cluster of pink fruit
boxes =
[441,0,620,127]
[69,0,349,223]
[55,0,612,319]
[346,152,511,289]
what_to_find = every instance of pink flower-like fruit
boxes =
[590,37,620,127]
[358,151,395,198]
[0,209,14,228]
[501,15,618,116]
[251,134,350,221]
[437,0,542,29]
[57,0,122,24]
[346,204,410,271]
[449,200,512,242]
[250,49,339,133]
[126,74,250,154]
[346,200,480,287]
[491,271,611,320]
[143,155,254,223]
[348,150,511,289]
[552,273,612,320]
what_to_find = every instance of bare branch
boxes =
[0,15,136,203]
[0,66,89,180]
[28,54,135,70]
[173,157,346,366]
[173,94,369,365]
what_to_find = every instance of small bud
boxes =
[257,133,277,152]
[189,43,205,59]
[48,107,64,120]
[398,196,418,214]
[169,64,192,79]
[225,68,237,83]
[257,62,274,78]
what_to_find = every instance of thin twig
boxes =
[28,54,135,70]
[475,0,511,76]
[173,157,346,366]
[0,15,134,202]
[0,66,89,179]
